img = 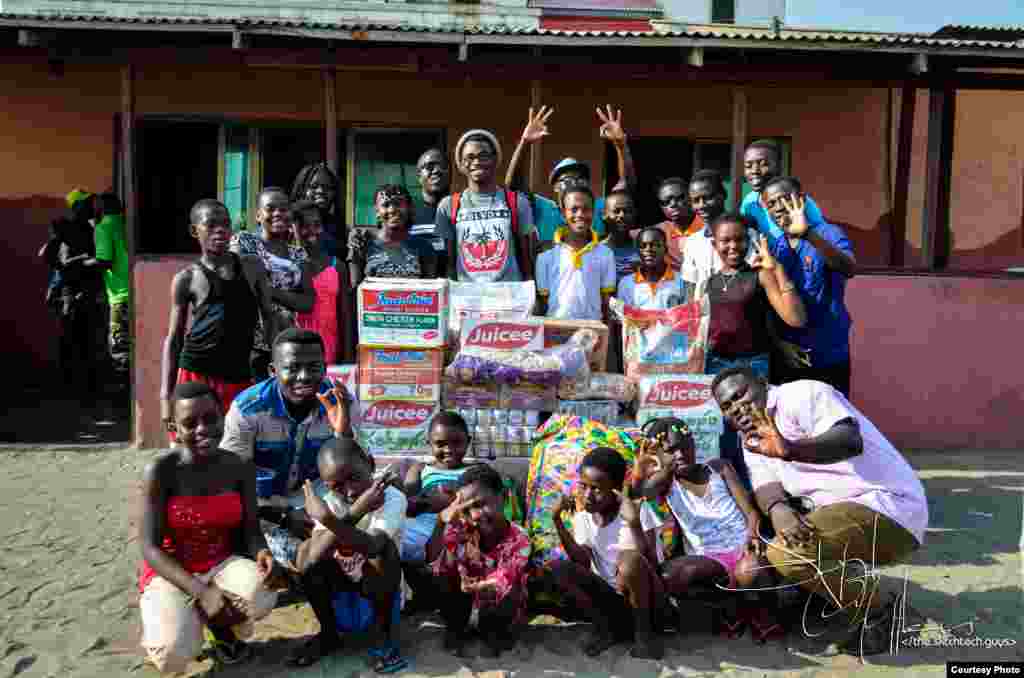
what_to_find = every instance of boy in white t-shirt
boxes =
[293,439,408,672]
[550,447,666,660]
[616,227,689,310]
[535,186,616,322]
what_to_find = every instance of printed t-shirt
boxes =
[363,237,434,279]
[435,189,534,282]
[535,232,616,321]
[93,214,130,305]
[533,194,606,242]
[616,267,689,310]
[770,221,854,367]
[744,382,928,543]
[572,505,662,589]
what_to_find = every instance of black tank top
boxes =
[180,254,258,382]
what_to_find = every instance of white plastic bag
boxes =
[448,280,537,347]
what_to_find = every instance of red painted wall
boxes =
[847,274,1024,450]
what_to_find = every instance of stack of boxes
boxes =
[354,278,448,456]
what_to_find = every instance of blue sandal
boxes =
[369,646,409,674]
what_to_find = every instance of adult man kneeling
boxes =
[710,368,928,655]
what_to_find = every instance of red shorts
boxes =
[169,369,252,443]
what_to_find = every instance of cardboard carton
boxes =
[358,278,449,348]
[357,347,443,402]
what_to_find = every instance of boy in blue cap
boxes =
[505,105,636,250]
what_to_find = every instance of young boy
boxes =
[681,170,758,290]
[602,190,641,281]
[740,140,825,245]
[435,129,535,282]
[551,447,665,659]
[160,199,274,434]
[535,186,616,322]
[294,439,408,671]
[616,228,689,310]
[642,177,699,270]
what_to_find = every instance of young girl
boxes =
[690,212,807,487]
[401,412,472,610]
[632,417,781,643]
[138,382,281,673]
[292,200,344,365]
[348,184,438,286]
[427,464,532,658]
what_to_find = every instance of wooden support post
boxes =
[322,68,338,176]
[730,88,748,210]
[121,63,140,446]
[890,84,916,267]
[921,83,955,269]
[528,78,541,194]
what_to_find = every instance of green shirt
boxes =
[94,214,129,305]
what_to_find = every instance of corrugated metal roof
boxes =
[933,24,1024,42]
[529,0,659,13]
[1,12,1023,51]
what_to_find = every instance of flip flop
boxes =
[369,646,409,674]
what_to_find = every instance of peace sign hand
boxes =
[521,105,553,144]
[749,234,777,271]
[596,105,627,146]
[316,376,353,437]
[781,194,809,238]
[634,435,666,479]
[439,490,473,525]
[741,405,790,460]
[614,474,643,529]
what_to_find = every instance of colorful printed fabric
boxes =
[524,416,677,573]
[431,520,531,624]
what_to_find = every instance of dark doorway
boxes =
[605,137,694,227]
[137,120,219,254]
[261,126,331,198]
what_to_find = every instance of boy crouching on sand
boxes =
[551,447,668,659]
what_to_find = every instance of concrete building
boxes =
[2,6,1023,449]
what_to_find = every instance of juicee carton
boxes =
[636,374,723,464]
[356,399,439,455]
[459,317,546,352]
[358,278,449,348]
[358,348,443,402]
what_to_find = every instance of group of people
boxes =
[41,189,131,402]
[138,105,929,674]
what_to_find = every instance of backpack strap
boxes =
[505,189,519,236]
[450,191,461,228]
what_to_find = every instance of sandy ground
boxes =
[0,440,1020,678]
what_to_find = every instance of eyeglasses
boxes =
[462,153,494,165]
[659,194,686,207]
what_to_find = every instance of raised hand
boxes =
[750,234,777,271]
[351,475,390,517]
[552,493,576,521]
[742,405,789,459]
[521,105,553,144]
[634,435,666,479]
[781,194,809,238]
[614,475,642,528]
[596,105,627,146]
[439,489,472,525]
[316,376,352,437]
[302,479,332,525]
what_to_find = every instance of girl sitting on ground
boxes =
[137,382,282,673]
[631,417,782,643]
[400,411,473,612]
[426,464,532,658]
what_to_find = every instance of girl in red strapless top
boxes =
[138,382,282,673]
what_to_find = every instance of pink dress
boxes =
[296,257,340,365]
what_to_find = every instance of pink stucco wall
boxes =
[847,274,1024,450]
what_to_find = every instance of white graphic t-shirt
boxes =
[435,189,534,282]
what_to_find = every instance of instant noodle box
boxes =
[357,347,443,402]
[358,278,449,348]
[635,374,724,464]
[541,318,609,371]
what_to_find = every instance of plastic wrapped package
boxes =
[610,297,709,378]
[557,400,619,426]
[500,383,558,412]
[356,399,438,455]
[557,372,637,402]
[446,328,596,387]
[448,280,537,348]
[442,375,500,409]
[542,318,610,371]
[635,374,724,464]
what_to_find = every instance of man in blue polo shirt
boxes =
[504,105,637,247]
[760,176,857,397]
[221,328,354,568]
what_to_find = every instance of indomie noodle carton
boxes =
[635,374,723,464]
[355,399,438,455]
[357,348,443,402]
[358,278,449,348]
